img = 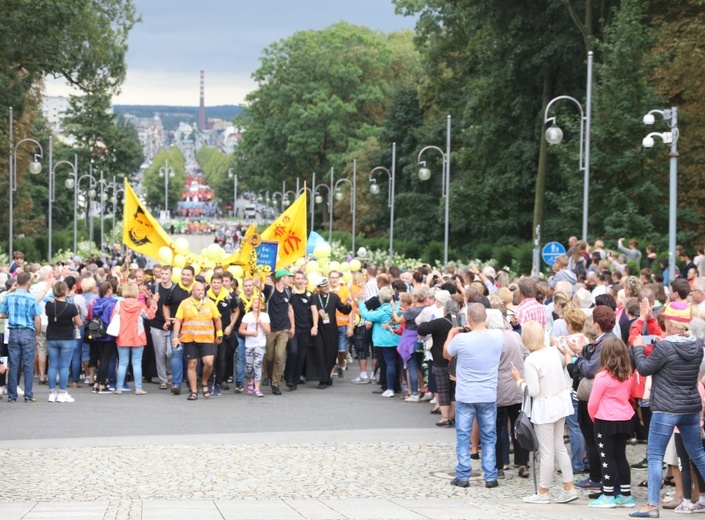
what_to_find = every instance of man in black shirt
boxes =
[207,273,239,396]
[163,266,195,395]
[284,271,318,390]
[312,277,351,389]
[150,265,175,389]
[262,269,295,395]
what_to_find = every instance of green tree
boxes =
[197,146,236,208]
[143,148,186,212]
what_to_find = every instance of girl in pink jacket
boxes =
[587,337,635,509]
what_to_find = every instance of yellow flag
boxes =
[221,222,257,268]
[122,179,172,258]
[261,192,308,265]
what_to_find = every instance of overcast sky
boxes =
[44,0,417,106]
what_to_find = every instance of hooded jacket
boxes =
[112,298,156,348]
[89,297,118,342]
[632,336,705,414]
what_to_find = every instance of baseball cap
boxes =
[275,268,294,279]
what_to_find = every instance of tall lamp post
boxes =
[544,51,593,243]
[159,160,175,215]
[49,149,79,259]
[311,168,335,244]
[110,178,125,247]
[370,144,396,265]
[96,176,111,253]
[228,168,237,218]
[334,159,357,255]
[418,116,451,265]
[65,173,97,257]
[8,107,44,258]
[642,107,679,283]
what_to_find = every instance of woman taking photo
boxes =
[630,301,705,518]
[585,337,635,508]
[512,320,578,504]
[46,281,82,403]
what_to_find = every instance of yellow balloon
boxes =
[313,243,331,259]
[190,263,201,276]
[171,267,182,283]
[339,262,350,272]
[174,237,190,255]
[200,248,209,258]
[349,259,362,272]
[207,243,221,260]
[308,279,317,292]
[305,260,320,274]
[294,257,306,268]
[204,269,214,284]
[158,246,173,264]
[308,272,322,291]
[173,254,186,268]
[329,261,340,272]
[342,272,353,284]
[228,265,244,278]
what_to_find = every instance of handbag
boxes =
[515,386,539,452]
[576,376,594,401]
[106,302,121,337]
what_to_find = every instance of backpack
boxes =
[86,316,107,340]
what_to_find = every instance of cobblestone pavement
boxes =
[1,433,656,520]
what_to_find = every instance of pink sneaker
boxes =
[253,389,264,398]
[246,382,254,395]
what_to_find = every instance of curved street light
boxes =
[228,168,237,218]
[417,116,451,265]
[8,106,44,257]
[370,144,396,264]
[49,149,78,258]
[110,177,125,247]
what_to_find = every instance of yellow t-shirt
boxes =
[175,297,221,343]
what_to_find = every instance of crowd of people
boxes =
[3,236,705,517]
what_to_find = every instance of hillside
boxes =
[113,104,243,129]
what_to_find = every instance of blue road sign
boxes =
[542,241,566,266]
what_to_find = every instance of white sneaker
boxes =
[675,501,695,513]
[56,392,75,403]
[556,489,579,504]
[48,391,57,403]
[351,376,370,385]
[429,397,436,405]
[523,493,551,504]
[420,392,433,402]
[381,389,394,398]
[0,386,7,395]
[405,394,421,403]
[17,386,24,396]
[690,501,705,512]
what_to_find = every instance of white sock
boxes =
[699,497,705,505]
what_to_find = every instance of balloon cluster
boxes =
[157,239,232,285]
[291,243,362,291]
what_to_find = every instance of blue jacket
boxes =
[90,297,117,342]
[358,301,399,347]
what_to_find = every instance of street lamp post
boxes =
[65,173,97,257]
[228,168,237,218]
[370,144,396,264]
[313,168,334,242]
[334,159,357,255]
[642,107,679,283]
[418,116,451,265]
[49,148,79,259]
[110,178,125,247]
[544,51,593,243]
[95,175,111,254]
[8,107,44,258]
[159,160,175,215]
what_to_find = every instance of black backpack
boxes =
[86,315,107,340]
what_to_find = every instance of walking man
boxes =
[172,281,222,400]
[262,269,295,396]
[444,303,504,488]
[284,271,318,390]
[0,272,43,402]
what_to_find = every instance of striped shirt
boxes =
[0,289,42,330]
[515,297,548,328]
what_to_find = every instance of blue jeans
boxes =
[337,325,348,352]
[47,339,74,392]
[117,346,144,390]
[455,401,498,482]
[646,412,705,506]
[566,395,585,471]
[171,343,183,387]
[7,329,37,400]
[234,333,246,384]
[405,354,419,394]
[70,329,86,383]
[380,347,398,392]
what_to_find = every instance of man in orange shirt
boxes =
[172,282,222,400]
[329,270,355,379]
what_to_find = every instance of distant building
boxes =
[41,95,70,134]
[122,114,165,162]
[218,126,242,155]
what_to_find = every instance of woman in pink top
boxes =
[111,282,158,395]
[586,337,635,508]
